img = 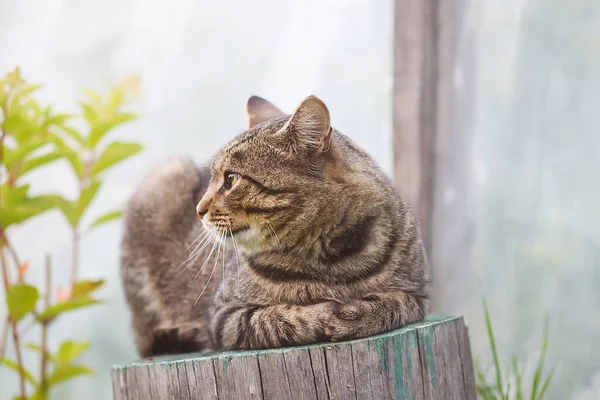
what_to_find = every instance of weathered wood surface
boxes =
[111,315,476,400]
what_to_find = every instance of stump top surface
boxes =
[111,314,477,400]
[112,314,459,369]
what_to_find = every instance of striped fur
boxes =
[120,95,429,356]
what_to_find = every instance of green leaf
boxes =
[82,89,102,104]
[28,392,46,400]
[51,135,84,178]
[0,183,30,208]
[43,113,72,129]
[25,342,43,353]
[0,194,64,228]
[87,113,137,149]
[2,136,48,169]
[22,83,43,97]
[60,126,84,144]
[3,112,37,143]
[91,141,142,176]
[0,358,37,385]
[24,342,57,364]
[72,181,102,225]
[16,150,66,178]
[6,283,39,322]
[37,296,103,323]
[70,280,104,298]
[57,340,91,364]
[81,103,98,125]
[54,197,76,227]
[90,210,122,228]
[48,364,94,386]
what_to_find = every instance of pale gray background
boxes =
[0,1,598,399]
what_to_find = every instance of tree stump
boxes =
[111,315,476,399]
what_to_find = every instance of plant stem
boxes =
[0,317,8,361]
[0,244,26,399]
[40,255,51,397]
[71,227,80,284]
[0,91,11,366]
[0,231,12,363]
[4,235,22,270]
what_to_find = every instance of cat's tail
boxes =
[120,157,210,356]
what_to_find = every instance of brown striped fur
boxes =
[120,95,429,356]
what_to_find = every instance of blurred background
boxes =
[0,0,598,399]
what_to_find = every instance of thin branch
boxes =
[70,227,80,284]
[4,235,22,270]
[40,255,51,396]
[0,317,9,361]
[0,245,26,399]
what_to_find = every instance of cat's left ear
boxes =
[246,95,286,128]
[280,95,332,153]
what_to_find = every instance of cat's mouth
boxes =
[201,218,249,236]
[226,226,249,235]
[201,217,266,253]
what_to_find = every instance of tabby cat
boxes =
[120,95,429,356]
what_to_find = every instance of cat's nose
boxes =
[196,202,208,218]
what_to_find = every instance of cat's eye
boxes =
[223,172,240,190]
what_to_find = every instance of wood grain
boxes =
[392,0,439,250]
[111,316,477,399]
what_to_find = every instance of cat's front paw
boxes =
[324,302,369,342]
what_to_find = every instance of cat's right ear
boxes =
[246,95,285,128]
[279,95,332,154]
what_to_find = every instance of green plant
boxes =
[0,67,143,399]
[475,298,555,400]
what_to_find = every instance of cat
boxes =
[120,95,430,356]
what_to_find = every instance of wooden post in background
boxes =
[392,0,439,251]
[393,1,478,313]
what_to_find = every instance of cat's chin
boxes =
[233,227,265,254]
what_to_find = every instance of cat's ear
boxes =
[246,95,285,128]
[281,95,332,153]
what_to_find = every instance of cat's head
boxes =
[196,95,347,253]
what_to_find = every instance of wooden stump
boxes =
[111,315,476,400]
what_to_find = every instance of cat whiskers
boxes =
[265,222,283,252]
[175,227,217,276]
[193,227,222,280]
[194,229,226,306]
[184,225,209,253]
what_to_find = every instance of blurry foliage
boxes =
[0,67,143,400]
[475,299,554,400]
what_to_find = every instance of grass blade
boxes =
[531,316,550,400]
[504,382,511,400]
[483,297,504,395]
[537,367,555,400]
[513,356,523,400]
